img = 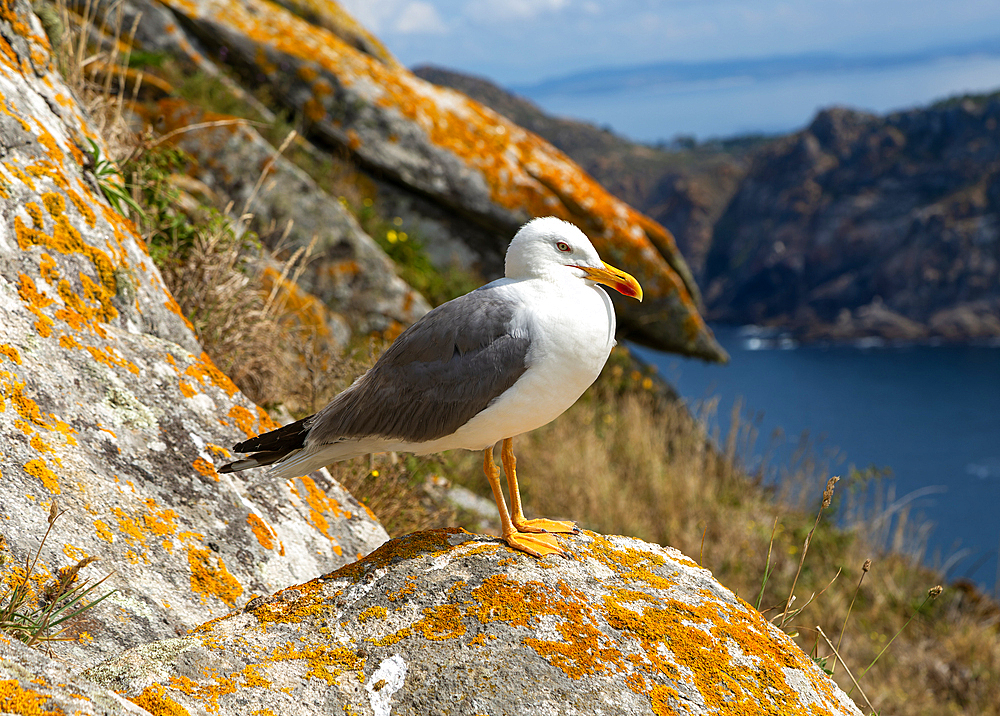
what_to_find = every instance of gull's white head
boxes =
[505,217,643,300]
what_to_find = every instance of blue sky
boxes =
[341,0,1000,83]
[339,1,1000,140]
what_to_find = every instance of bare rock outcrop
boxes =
[0,0,387,668]
[704,103,1000,342]
[88,529,862,716]
[0,635,150,714]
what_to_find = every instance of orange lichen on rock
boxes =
[84,345,139,375]
[0,344,22,364]
[414,604,466,641]
[228,405,257,438]
[128,683,192,716]
[0,374,46,427]
[0,679,63,716]
[94,520,114,543]
[193,457,219,480]
[22,458,59,494]
[163,290,195,331]
[185,352,239,397]
[207,443,232,459]
[187,545,244,607]
[111,506,147,547]
[143,498,179,538]
[255,406,281,432]
[178,379,197,398]
[16,272,55,337]
[247,513,276,550]
[288,475,349,540]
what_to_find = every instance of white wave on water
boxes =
[738,325,798,351]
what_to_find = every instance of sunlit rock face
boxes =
[88,529,863,716]
[0,0,387,666]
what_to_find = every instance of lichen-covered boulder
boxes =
[89,530,863,716]
[148,97,430,336]
[0,0,387,666]
[0,635,149,715]
[136,0,724,360]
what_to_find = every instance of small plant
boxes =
[777,475,840,628]
[353,200,482,307]
[0,502,115,649]
[86,137,144,220]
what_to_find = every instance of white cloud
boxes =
[463,0,570,22]
[394,1,448,33]
[338,0,448,35]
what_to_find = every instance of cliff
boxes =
[0,0,388,669]
[703,102,1000,342]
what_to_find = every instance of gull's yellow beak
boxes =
[575,262,643,301]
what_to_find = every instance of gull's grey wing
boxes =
[308,284,531,445]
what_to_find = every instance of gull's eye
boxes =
[556,241,571,253]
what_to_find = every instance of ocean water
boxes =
[631,326,1000,592]
[525,55,1000,142]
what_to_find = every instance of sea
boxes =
[631,326,1000,593]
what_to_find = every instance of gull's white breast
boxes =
[420,276,617,452]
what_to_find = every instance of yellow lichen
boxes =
[247,513,276,550]
[356,605,386,623]
[414,604,465,641]
[289,475,349,540]
[185,352,239,397]
[128,683,191,716]
[143,499,179,537]
[22,458,59,494]
[0,679,63,716]
[24,201,45,229]
[187,546,243,607]
[94,520,113,543]
[111,507,146,546]
[0,344,21,364]
[192,457,219,481]
[228,405,257,438]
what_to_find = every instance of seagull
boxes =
[220,216,642,557]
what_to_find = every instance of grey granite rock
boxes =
[88,529,863,716]
[0,0,387,670]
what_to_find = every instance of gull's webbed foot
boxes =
[502,530,565,558]
[512,517,578,535]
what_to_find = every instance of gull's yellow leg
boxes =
[484,443,563,558]
[501,437,577,535]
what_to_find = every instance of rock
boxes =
[138,0,725,361]
[705,103,1000,342]
[0,636,149,715]
[413,65,750,283]
[928,301,1000,341]
[148,97,431,336]
[0,0,387,668]
[88,529,863,716]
